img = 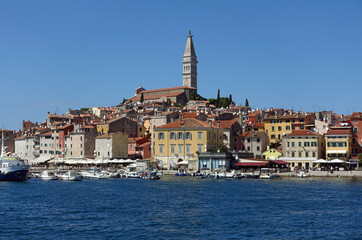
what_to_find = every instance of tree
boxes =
[217,89,220,108]
[190,91,196,100]
[245,98,249,107]
[140,93,144,103]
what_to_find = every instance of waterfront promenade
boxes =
[279,170,362,178]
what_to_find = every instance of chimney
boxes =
[217,121,220,128]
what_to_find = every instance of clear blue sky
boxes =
[1,0,361,130]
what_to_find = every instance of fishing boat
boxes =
[298,171,307,178]
[259,168,277,179]
[40,170,58,180]
[59,170,82,181]
[0,131,30,182]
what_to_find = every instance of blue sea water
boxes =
[0,176,361,240]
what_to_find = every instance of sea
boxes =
[0,176,361,240]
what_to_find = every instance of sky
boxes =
[1,0,361,130]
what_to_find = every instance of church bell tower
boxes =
[182,30,198,89]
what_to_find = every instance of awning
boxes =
[177,161,189,165]
[327,150,347,154]
[330,159,345,163]
[314,159,328,163]
[236,162,268,167]
[269,160,290,165]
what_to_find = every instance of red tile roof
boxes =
[247,110,261,117]
[140,86,196,94]
[289,130,318,136]
[325,129,351,135]
[212,119,239,129]
[129,91,184,102]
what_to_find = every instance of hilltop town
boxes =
[2,32,362,172]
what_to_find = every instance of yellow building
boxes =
[325,129,352,160]
[262,148,283,160]
[154,118,224,170]
[263,113,315,146]
[280,130,325,169]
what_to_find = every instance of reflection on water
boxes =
[0,176,361,239]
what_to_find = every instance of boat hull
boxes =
[0,169,29,182]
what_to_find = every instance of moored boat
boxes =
[0,131,30,182]
[40,170,58,180]
[60,170,82,181]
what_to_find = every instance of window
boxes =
[300,125,304,130]
[271,126,275,132]
[312,152,316,158]
[178,144,183,153]
[305,152,309,157]
[287,142,290,147]
[247,139,251,143]
[81,151,83,155]
[278,126,282,131]
[44,150,47,154]
[234,137,237,143]
[159,144,164,154]
[286,126,290,131]
[130,144,133,150]
[298,152,302,157]
[198,132,202,140]
[257,146,260,151]
[186,144,191,154]
[197,144,202,153]
[354,127,358,133]
[298,142,302,147]
[185,132,191,140]
[257,138,260,143]
[291,142,295,147]
[271,134,275,139]
[304,142,310,147]
[170,132,176,140]
[247,146,250,151]
[170,144,175,154]
[311,142,317,147]
[292,152,295,157]
[178,132,183,140]
[158,132,164,140]
[271,120,275,124]
[214,133,216,139]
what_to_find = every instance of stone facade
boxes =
[95,132,128,159]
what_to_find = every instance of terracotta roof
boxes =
[264,114,305,120]
[325,129,351,135]
[183,112,198,119]
[240,131,266,138]
[15,136,26,140]
[212,119,239,129]
[140,86,196,94]
[247,110,261,117]
[57,124,73,130]
[156,118,211,129]
[129,91,184,102]
[81,125,95,129]
[138,141,151,148]
[288,130,318,136]
[40,131,52,136]
[351,112,362,119]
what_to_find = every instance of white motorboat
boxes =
[215,172,226,179]
[126,172,141,178]
[298,171,307,178]
[60,170,82,181]
[40,171,58,180]
[259,168,277,179]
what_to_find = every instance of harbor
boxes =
[1,175,360,240]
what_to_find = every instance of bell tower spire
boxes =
[182,30,198,89]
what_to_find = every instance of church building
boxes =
[128,31,198,106]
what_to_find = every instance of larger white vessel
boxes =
[0,131,30,181]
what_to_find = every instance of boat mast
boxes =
[1,130,4,159]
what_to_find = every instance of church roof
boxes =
[140,86,195,94]
[184,31,196,57]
